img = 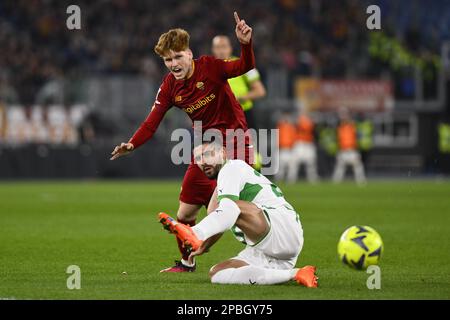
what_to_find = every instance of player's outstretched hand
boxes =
[110,142,134,160]
[234,11,252,44]
[188,242,209,265]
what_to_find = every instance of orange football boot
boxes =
[158,212,203,252]
[294,265,318,288]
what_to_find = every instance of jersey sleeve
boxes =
[128,78,173,149]
[213,40,256,80]
[216,162,245,202]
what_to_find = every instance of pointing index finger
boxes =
[234,11,240,24]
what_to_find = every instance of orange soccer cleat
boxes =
[158,212,203,252]
[294,265,319,288]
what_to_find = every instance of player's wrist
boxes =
[239,38,252,45]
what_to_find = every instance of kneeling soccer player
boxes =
[159,141,318,287]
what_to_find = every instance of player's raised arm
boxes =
[217,12,255,79]
[234,12,252,45]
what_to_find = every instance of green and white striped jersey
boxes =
[217,159,289,208]
[216,159,296,244]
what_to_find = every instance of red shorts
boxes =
[179,144,254,206]
[179,163,217,206]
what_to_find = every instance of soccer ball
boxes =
[337,226,383,270]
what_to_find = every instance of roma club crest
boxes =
[196,82,205,90]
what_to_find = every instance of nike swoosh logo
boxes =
[249,279,257,285]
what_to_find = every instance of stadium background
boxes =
[0,0,449,300]
[1,0,449,178]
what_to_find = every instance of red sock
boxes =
[176,218,196,262]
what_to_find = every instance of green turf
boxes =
[0,180,449,299]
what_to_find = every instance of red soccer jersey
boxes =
[129,41,256,149]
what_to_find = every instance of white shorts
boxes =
[232,205,303,270]
[293,142,317,162]
[337,150,361,164]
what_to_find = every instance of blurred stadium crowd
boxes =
[0,0,449,178]
[1,0,448,106]
[0,104,91,145]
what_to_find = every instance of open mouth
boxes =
[172,67,182,76]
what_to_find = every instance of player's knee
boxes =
[176,212,197,222]
[209,267,236,284]
[208,264,219,279]
[176,202,201,221]
[209,264,233,280]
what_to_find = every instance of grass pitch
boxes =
[0,180,449,299]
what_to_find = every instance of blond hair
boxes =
[154,28,190,57]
